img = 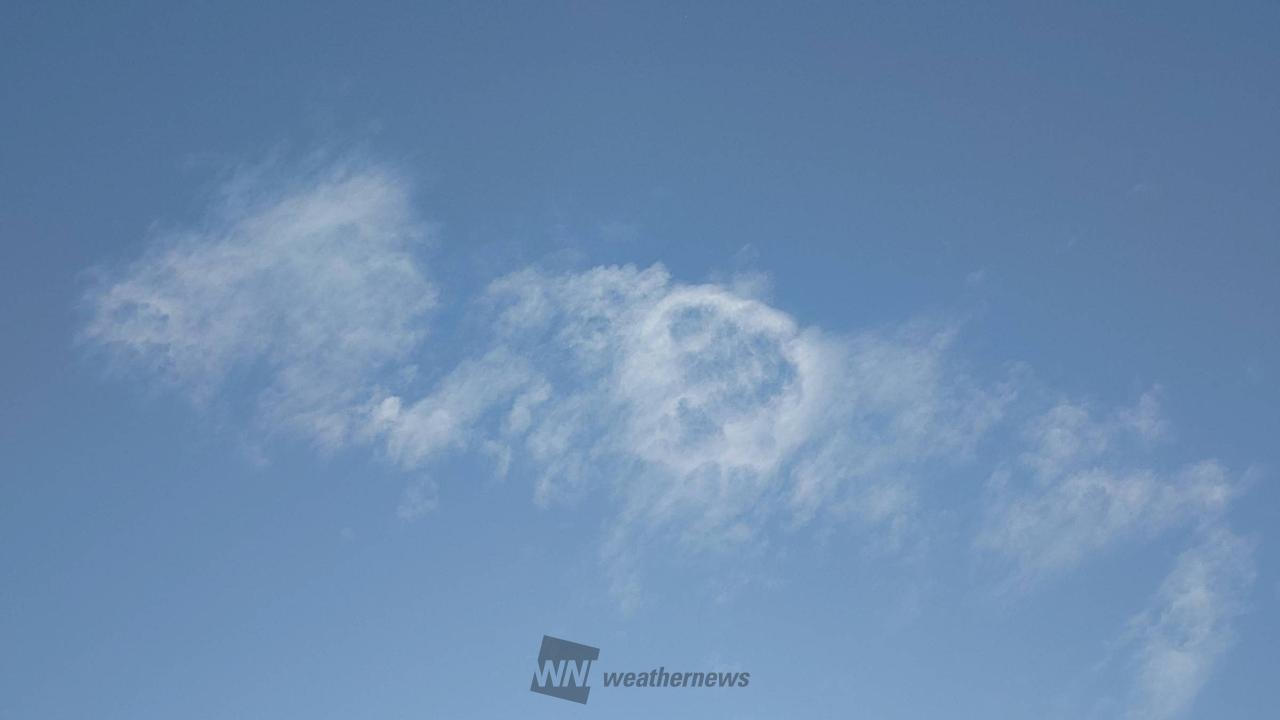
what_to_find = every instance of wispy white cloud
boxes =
[83,166,1255,714]
[364,264,1007,595]
[84,156,435,448]
[974,391,1253,717]
[978,393,1238,587]
[1124,529,1254,720]
[368,348,535,469]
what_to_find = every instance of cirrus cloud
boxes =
[81,155,1256,718]
[83,156,436,448]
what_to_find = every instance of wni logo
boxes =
[530,635,600,704]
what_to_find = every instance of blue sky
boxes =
[2,2,1278,718]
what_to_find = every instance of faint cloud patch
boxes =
[1123,529,1254,720]
[396,477,439,521]
[978,391,1236,588]
[83,153,436,449]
